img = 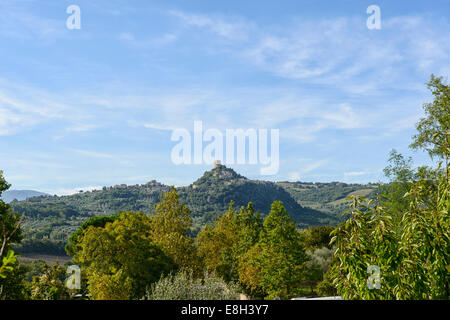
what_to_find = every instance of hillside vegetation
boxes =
[277,181,378,216]
[9,164,378,255]
[2,190,49,203]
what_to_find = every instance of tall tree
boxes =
[410,74,450,176]
[216,203,263,284]
[197,202,240,274]
[150,187,202,274]
[239,201,308,299]
[378,150,416,226]
[75,211,176,299]
[66,214,120,257]
[330,75,450,299]
[197,201,263,289]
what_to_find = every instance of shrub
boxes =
[146,269,239,300]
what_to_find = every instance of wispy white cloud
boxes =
[287,159,330,181]
[70,149,116,159]
[118,31,178,47]
[0,1,68,41]
[344,171,371,177]
[1,10,443,143]
[0,72,426,149]
[0,79,91,136]
[287,171,301,181]
[1,5,446,189]
[169,10,252,41]
[54,185,103,196]
[300,159,330,174]
[170,11,450,94]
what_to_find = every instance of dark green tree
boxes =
[302,225,335,250]
[65,213,120,257]
[74,211,176,299]
[239,201,308,299]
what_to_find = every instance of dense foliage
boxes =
[198,201,313,299]
[73,211,176,299]
[0,170,23,297]
[10,166,349,252]
[150,187,202,275]
[239,201,309,299]
[29,263,72,300]
[146,269,239,300]
[329,75,450,299]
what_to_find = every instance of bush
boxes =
[146,269,239,300]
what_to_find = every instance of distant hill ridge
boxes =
[9,165,377,241]
[2,190,49,203]
[178,164,333,228]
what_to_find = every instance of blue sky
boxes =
[0,0,449,195]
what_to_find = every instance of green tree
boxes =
[0,250,17,280]
[330,176,449,299]
[74,211,176,299]
[197,201,263,293]
[0,259,30,300]
[151,187,202,274]
[302,225,335,250]
[329,75,449,299]
[65,214,120,257]
[216,203,263,284]
[197,202,240,275]
[238,244,264,297]
[302,246,334,295]
[316,268,338,297]
[410,74,450,164]
[378,150,415,226]
[0,171,23,261]
[239,201,308,299]
[30,263,71,300]
[0,171,23,297]
[88,269,133,300]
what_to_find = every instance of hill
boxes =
[177,164,336,231]
[2,190,49,203]
[8,165,377,254]
[10,180,170,242]
[276,181,378,216]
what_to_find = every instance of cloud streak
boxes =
[171,11,450,94]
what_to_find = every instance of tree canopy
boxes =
[329,74,450,299]
[74,211,176,299]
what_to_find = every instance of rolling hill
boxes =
[8,164,379,255]
[177,163,337,230]
[2,190,49,203]
[276,181,378,216]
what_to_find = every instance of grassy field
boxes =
[327,188,375,205]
